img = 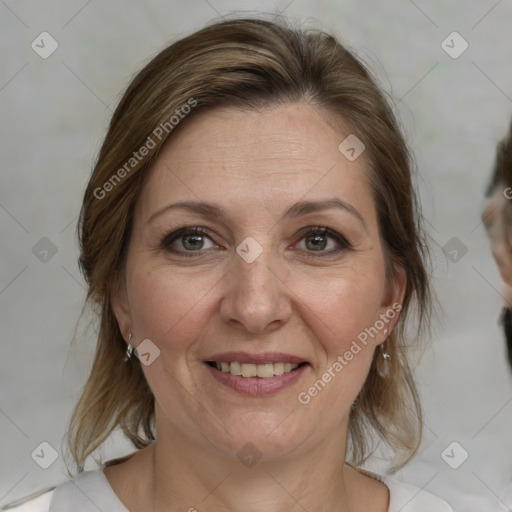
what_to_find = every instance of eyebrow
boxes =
[147,197,367,230]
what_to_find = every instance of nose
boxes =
[219,246,292,335]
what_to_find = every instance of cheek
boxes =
[289,264,385,404]
[316,290,381,387]
[290,263,385,350]
[125,264,220,409]
[126,263,217,352]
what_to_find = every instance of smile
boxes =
[206,361,305,378]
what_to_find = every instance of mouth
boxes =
[203,352,310,396]
[205,361,309,378]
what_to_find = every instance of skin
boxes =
[107,101,406,512]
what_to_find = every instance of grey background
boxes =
[1,1,512,510]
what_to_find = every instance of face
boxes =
[113,102,405,462]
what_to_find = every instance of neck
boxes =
[148,417,355,512]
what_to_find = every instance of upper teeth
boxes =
[215,362,300,378]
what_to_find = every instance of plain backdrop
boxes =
[2,1,512,511]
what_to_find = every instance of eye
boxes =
[161,227,219,255]
[159,225,352,258]
[295,226,352,256]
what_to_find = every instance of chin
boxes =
[211,413,312,461]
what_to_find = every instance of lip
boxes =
[204,351,307,365]
[205,361,309,396]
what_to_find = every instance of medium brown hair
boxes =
[69,15,432,473]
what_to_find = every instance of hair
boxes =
[69,15,433,473]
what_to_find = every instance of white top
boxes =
[1,466,454,511]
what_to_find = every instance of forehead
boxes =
[137,102,376,225]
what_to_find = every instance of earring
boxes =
[377,343,391,378]
[124,332,134,362]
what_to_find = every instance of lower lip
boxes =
[205,363,309,396]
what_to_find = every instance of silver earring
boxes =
[125,332,134,362]
[377,343,391,378]
[383,329,388,338]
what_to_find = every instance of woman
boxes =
[3,16,453,512]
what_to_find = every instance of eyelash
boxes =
[158,225,353,258]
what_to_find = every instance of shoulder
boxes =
[355,467,453,512]
[381,475,454,512]
[1,467,127,512]
[1,488,54,511]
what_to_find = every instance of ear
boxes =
[110,272,133,344]
[375,264,407,345]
